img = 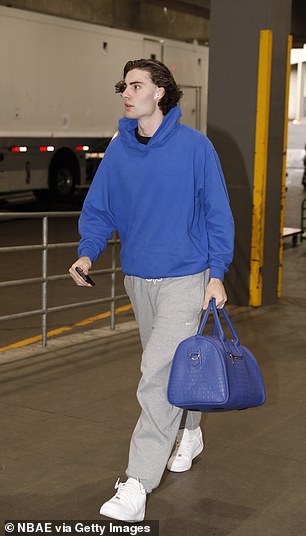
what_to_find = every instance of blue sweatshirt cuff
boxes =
[77,246,97,263]
[209,266,225,281]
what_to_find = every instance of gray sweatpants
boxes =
[124,270,209,492]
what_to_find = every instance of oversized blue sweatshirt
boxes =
[78,106,234,280]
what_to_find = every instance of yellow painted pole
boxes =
[278,35,293,298]
[249,29,273,306]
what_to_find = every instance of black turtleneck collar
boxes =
[135,128,151,145]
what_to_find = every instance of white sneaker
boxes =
[99,477,146,522]
[167,427,204,472]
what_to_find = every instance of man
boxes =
[69,59,234,522]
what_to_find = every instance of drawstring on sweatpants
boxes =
[145,278,163,284]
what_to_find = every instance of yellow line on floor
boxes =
[0,304,132,352]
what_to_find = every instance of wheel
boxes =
[49,161,76,200]
[34,150,79,202]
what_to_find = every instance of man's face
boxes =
[122,68,160,120]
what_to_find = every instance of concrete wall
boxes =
[0,0,209,43]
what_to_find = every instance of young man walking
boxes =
[69,59,234,522]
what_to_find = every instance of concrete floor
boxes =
[1,132,306,534]
[1,244,306,535]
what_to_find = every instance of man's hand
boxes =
[203,277,227,309]
[69,256,93,287]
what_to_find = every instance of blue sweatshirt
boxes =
[78,106,234,280]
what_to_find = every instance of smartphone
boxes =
[75,266,96,286]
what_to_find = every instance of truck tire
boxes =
[34,151,79,202]
[49,153,78,201]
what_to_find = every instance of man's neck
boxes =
[137,112,164,137]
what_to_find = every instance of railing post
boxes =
[110,232,117,330]
[42,216,48,346]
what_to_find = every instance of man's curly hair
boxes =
[115,58,183,115]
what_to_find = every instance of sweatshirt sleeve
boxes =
[202,147,234,281]
[78,159,116,262]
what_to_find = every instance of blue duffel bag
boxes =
[167,299,266,412]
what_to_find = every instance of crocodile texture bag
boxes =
[167,299,266,412]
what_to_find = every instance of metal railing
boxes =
[0,211,127,347]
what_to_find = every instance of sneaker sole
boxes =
[100,503,145,523]
[167,442,204,473]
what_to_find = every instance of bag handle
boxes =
[197,299,240,347]
[197,299,215,335]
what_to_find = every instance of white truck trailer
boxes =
[0,6,208,200]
